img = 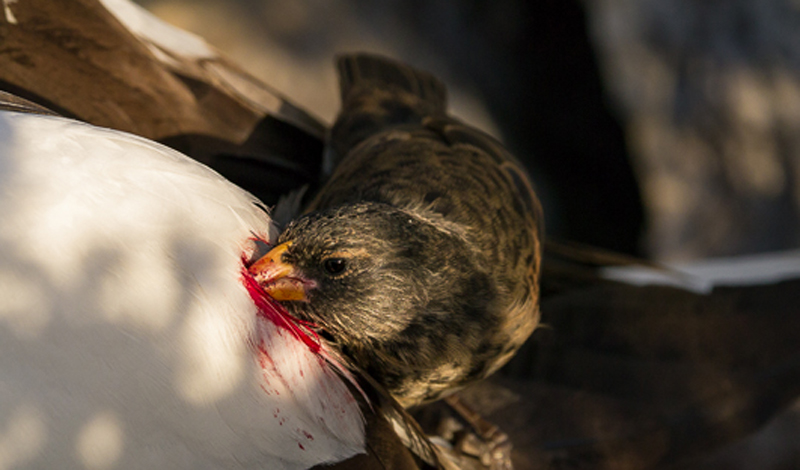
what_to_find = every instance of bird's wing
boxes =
[95,0,323,136]
[424,116,545,244]
[318,369,454,470]
[0,0,324,205]
[488,247,800,468]
[0,110,367,469]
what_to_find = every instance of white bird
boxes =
[0,101,376,470]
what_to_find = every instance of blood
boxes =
[241,250,372,408]
[298,443,305,450]
[241,261,321,353]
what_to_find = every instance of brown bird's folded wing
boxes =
[453,245,800,470]
[0,0,324,205]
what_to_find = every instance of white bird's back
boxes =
[0,111,365,469]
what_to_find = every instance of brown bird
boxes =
[0,88,456,470]
[250,53,544,407]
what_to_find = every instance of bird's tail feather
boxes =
[336,53,447,113]
[330,54,448,160]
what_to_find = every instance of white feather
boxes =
[601,249,800,294]
[97,0,215,59]
[96,0,285,117]
[2,0,17,25]
[0,111,364,469]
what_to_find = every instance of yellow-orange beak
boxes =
[248,241,308,301]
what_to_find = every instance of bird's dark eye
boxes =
[323,258,347,275]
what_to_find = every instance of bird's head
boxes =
[251,203,430,342]
[248,201,495,375]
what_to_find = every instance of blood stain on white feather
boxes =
[0,112,367,469]
[250,317,365,456]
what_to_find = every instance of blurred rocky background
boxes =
[586,0,800,259]
[137,0,800,262]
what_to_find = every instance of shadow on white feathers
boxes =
[0,111,366,470]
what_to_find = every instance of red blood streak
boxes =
[298,443,305,450]
[242,246,372,407]
[241,260,320,353]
